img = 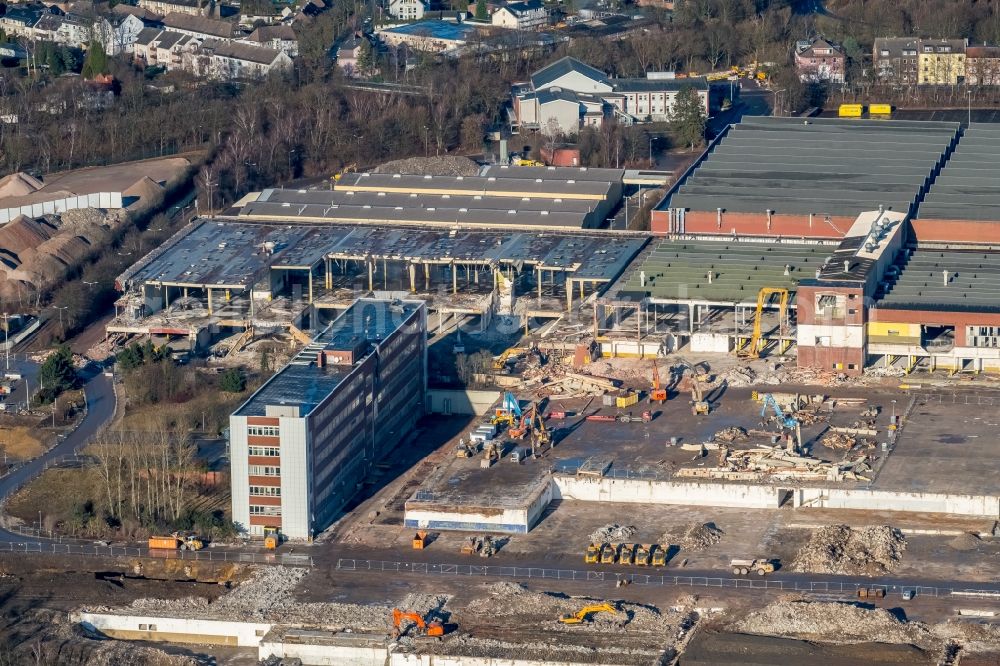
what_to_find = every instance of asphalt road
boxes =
[0,362,115,542]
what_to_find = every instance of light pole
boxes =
[772,89,786,117]
[53,306,68,340]
[648,135,654,167]
[423,125,429,157]
[968,89,972,127]
[2,312,8,372]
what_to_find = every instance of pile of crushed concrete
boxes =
[590,523,637,543]
[792,525,906,575]
[676,523,724,551]
[372,156,480,177]
[96,566,448,631]
[730,600,930,645]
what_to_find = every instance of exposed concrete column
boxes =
[424,262,430,291]
[593,303,599,338]
[368,260,373,292]
[408,263,416,293]
[566,278,573,311]
[183,287,188,299]
[537,267,542,299]
[163,285,170,309]
[474,268,479,285]
[689,303,694,333]
[207,288,212,315]
[308,270,313,303]
[452,262,457,294]
[325,257,332,290]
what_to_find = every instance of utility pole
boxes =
[3,312,8,372]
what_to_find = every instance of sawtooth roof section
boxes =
[659,117,960,218]
[604,239,831,304]
[878,248,1000,312]
[916,125,1000,222]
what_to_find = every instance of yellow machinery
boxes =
[838,103,864,118]
[635,544,651,565]
[600,543,617,564]
[333,163,357,182]
[512,157,544,167]
[619,543,637,565]
[585,543,601,564]
[690,369,709,416]
[650,361,667,403]
[650,545,667,567]
[559,603,619,625]
[493,346,527,371]
[740,287,789,359]
[730,558,776,576]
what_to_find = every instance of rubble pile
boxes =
[590,523,638,543]
[948,532,981,551]
[712,426,749,443]
[721,367,757,387]
[730,600,931,645]
[372,156,481,177]
[864,366,906,378]
[676,523,724,551]
[821,432,858,450]
[792,525,906,575]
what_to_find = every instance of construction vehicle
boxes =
[650,361,667,403]
[512,157,545,167]
[740,287,790,359]
[650,545,667,567]
[148,533,204,551]
[481,440,503,467]
[634,544,652,565]
[599,543,617,564]
[491,391,522,427]
[674,358,710,415]
[492,346,527,371]
[558,603,619,625]
[460,535,497,557]
[760,393,802,452]
[391,608,445,638]
[455,439,476,458]
[619,543,637,565]
[263,528,282,550]
[412,530,429,549]
[585,543,602,564]
[333,163,357,182]
[730,558,776,576]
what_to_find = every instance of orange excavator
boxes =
[391,608,445,638]
[650,361,667,403]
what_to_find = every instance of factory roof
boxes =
[118,220,647,289]
[235,299,424,417]
[658,117,960,217]
[480,164,624,182]
[335,172,614,199]
[380,20,478,41]
[604,239,833,304]
[877,248,1000,312]
[810,209,907,283]
[916,125,1000,222]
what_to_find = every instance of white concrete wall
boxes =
[553,475,781,508]
[690,332,732,353]
[392,656,626,666]
[427,389,501,416]
[798,488,1000,516]
[76,612,271,647]
[229,415,250,534]
[797,323,864,348]
[280,416,310,539]
[261,640,386,665]
[404,505,532,533]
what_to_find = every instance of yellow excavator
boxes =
[740,287,789,359]
[559,603,619,625]
[333,163,357,183]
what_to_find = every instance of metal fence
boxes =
[335,558,998,599]
[0,540,313,566]
[922,393,1000,406]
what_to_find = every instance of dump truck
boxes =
[650,545,667,567]
[619,543,637,565]
[634,544,652,566]
[730,558,775,576]
[585,543,601,564]
[600,543,618,564]
[148,533,204,551]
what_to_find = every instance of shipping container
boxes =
[838,104,864,118]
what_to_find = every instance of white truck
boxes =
[730,558,776,576]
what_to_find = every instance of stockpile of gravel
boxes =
[792,525,906,575]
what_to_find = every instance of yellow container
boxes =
[869,103,892,116]
[838,104,864,118]
[616,393,639,408]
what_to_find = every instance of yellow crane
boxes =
[740,287,789,359]
[559,603,619,625]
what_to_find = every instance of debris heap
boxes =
[712,426,749,443]
[372,156,481,176]
[730,600,930,645]
[792,525,906,575]
[678,523,724,551]
[590,524,637,543]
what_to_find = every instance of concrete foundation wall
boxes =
[261,641,386,665]
[798,488,1000,516]
[690,332,732,353]
[392,656,627,666]
[553,475,781,508]
[427,389,502,416]
[76,612,271,648]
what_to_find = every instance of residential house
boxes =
[134,27,199,69]
[377,20,479,53]
[31,13,65,42]
[873,37,919,84]
[336,32,364,76]
[182,39,292,79]
[467,1,499,18]
[794,37,846,83]
[94,13,146,55]
[0,5,54,39]
[112,4,165,25]
[510,57,710,134]
[240,24,298,56]
[55,13,96,47]
[139,0,208,17]
[967,46,1000,85]
[918,38,967,84]
[491,0,546,30]
[387,0,427,20]
[162,12,238,40]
